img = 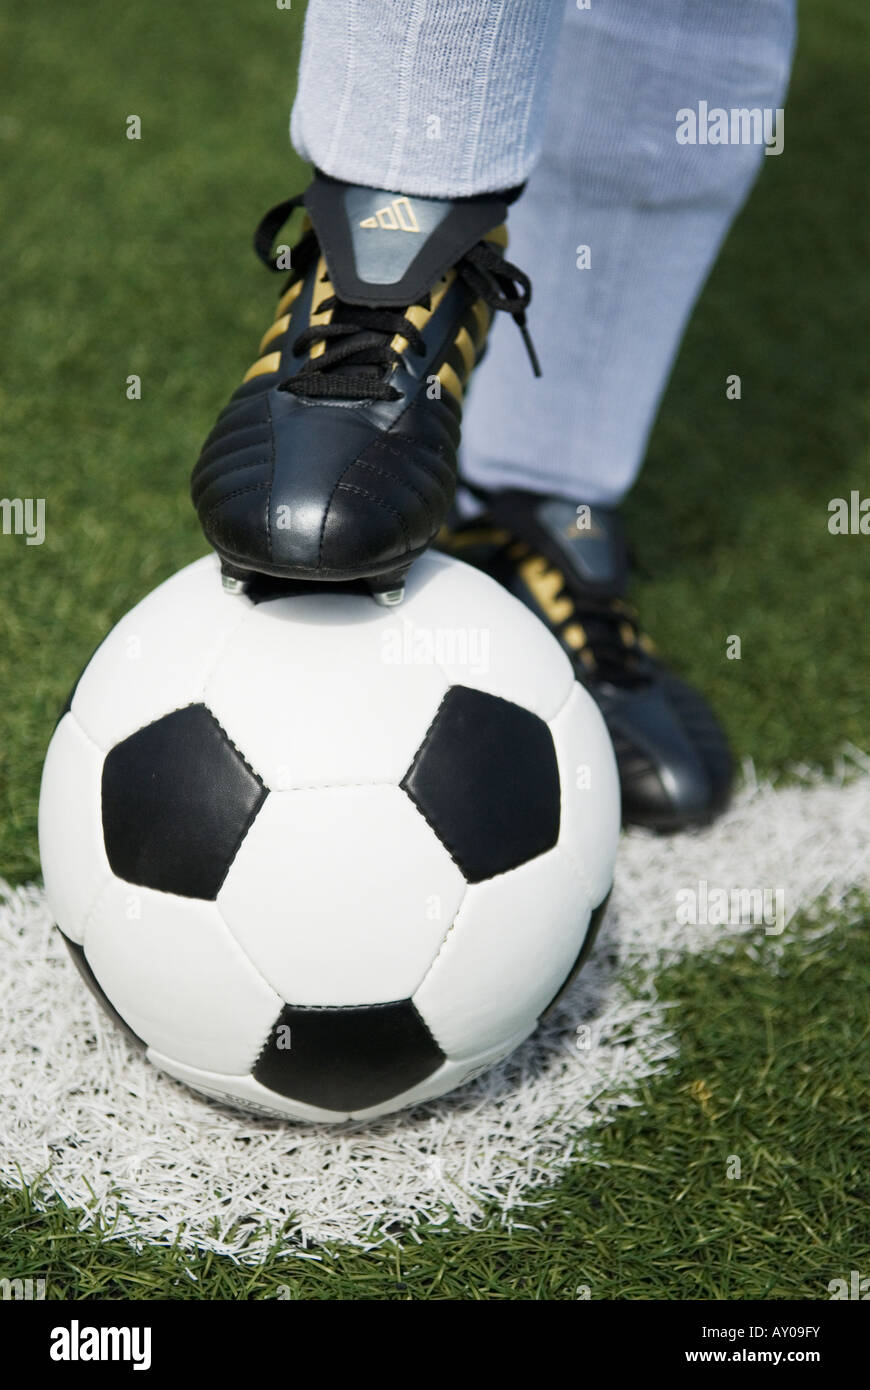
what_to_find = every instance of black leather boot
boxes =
[441,491,734,832]
[192,171,538,604]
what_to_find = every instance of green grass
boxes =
[3,903,868,1300]
[1,0,868,1299]
[628,3,870,772]
[2,0,870,880]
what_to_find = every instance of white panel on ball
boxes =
[147,1052,346,1124]
[549,683,621,906]
[203,590,449,790]
[414,848,594,1059]
[217,785,466,1007]
[38,713,112,945]
[385,551,575,721]
[71,556,250,752]
[83,881,281,1073]
[152,1025,534,1123]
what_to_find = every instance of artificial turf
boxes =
[2,902,867,1300]
[0,0,868,1299]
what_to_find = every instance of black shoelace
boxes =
[253,196,541,403]
[562,591,651,686]
[498,542,653,687]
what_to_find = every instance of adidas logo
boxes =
[359,197,421,232]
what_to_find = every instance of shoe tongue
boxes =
[530,497,629,595]
[484,492,629,597]
[304,169,509,308]
[521,498,643,684]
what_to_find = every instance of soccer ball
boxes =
[39,552,620,1122]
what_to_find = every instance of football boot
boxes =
[191,170,539,603]
[441,490,734,831]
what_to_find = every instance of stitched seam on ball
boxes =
[550,677,582,727]
[403,673,562,887]
[206,913,286,1071]
[74,874,115,958]
[211,793,265,898]
[399,784,466,879]
[64,706,106,757]
[270,779,396,793]
[200,706,264,785]
[408,900,464,999]
[194,598,257,701]
[99,702,269,898]
[51,712,116,947]
[202,708,268,898]
[556,840,598,911]
[400,678,466,870]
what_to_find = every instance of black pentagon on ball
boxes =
[253,1000,445,1113]
[401,685,561,882]
[101,703,266,900]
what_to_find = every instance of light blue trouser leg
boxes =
[291,0,797,504]
[291,0,565,197]
[461,0,797,503]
